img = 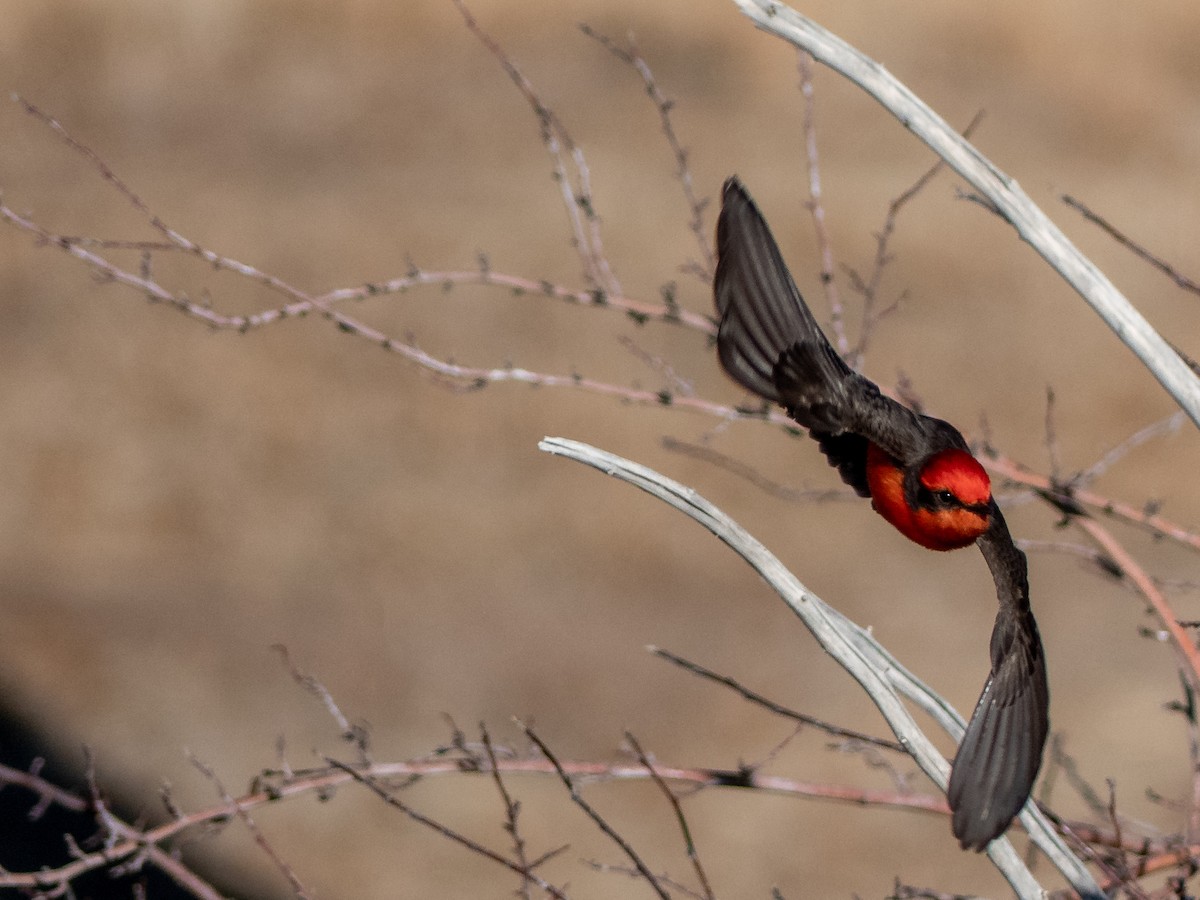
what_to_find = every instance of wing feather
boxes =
[947,509,1050,851]
[714,177,941,468]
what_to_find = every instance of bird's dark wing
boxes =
[810,431,872,498]
[714,176,940,469]
[947,507,1050,851]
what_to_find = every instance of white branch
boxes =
[539,437,1103,900]
[729,0,1200,429]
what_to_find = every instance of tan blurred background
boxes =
[3,1,1200,896]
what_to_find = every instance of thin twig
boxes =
[649,645,905,752]
[1044,387,1063,483]
[727,0,1200,425]
[452,0,619,297]
[624,732,715,900]
[189,752,314,899]
[579,24,714,282]
[1074,411,1186,487]
[519,721,671,900]
[848,109,985,367]
[328,758,570,900]
[273,645,370,761]
[796,51,848,355]
[1064,194,1200,296]
[481,723,535,900]
[538,437,1098,899]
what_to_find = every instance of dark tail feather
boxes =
[714,177,851,409]
[949,515,1050,851]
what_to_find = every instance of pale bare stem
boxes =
[1073,411,1186,487]
[338,271,717,330]
[6,96,703,333]
[189,752,315,900]
[1064,194,1200,296]
[623,731,716,900]
[727,0,1200,424]
[796,51,848,356]
[13,96,315,307]
[0,203,711,336]
[451,0,619,297]
[539,438,1098,898]
[572,144,623,298]
[6,195,738,409]
[479,723,534,900]
[579,24,715,282]
[647,645,904,752]
[125,841,226,900]
[82,746,121,852]
[518,721,671,900]
[14,94,154,221]
[327,758,571,900]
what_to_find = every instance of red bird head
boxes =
[867,445,993,551]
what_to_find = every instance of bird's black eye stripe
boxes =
[918,485,959,510]
[918,485,992,518]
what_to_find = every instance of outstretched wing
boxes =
[947,508,1050,851]
[713,177,940,472]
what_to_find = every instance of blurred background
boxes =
[2,0,1200,896]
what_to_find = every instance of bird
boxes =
[712,175,1049,851]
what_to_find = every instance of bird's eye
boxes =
[936,490,955,506]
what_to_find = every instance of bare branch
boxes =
[519,721,671,900]
[796,51,848,355]
[480,723,535,900]
[624,732,715,900]
[452,0,619,297]
[328,757,570,900]
[1064,194,1200,296]
[847,110,984,367]
[1074,411,1186,487]
[580,25,715,282]
[648,645,904,752]
[273,645,370,762]
[537,436,1100,899]
[727,0,1200,426]
[189,752,314,899]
